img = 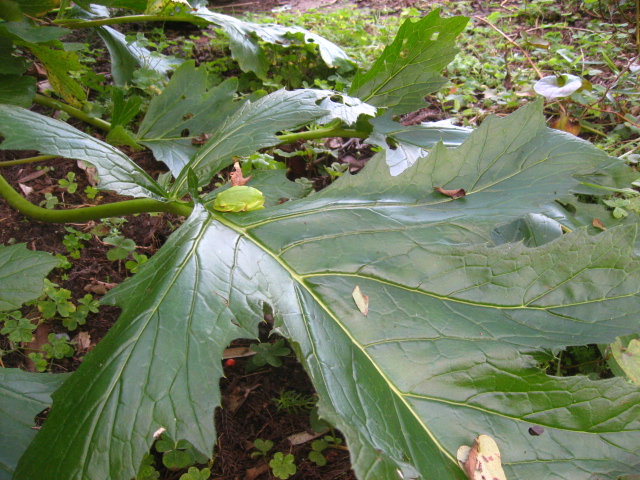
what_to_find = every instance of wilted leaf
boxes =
[593,218,606,230]
[24,44,85,107]
[457,435,507,480]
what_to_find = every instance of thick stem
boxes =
[277,127,368,144]
[54,14,208,29]
[0,155,60,167]
[0,173,192,223]
[34,95,112,132]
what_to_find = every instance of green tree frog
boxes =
[213,186,265,212]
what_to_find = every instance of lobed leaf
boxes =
[14,101,640,480]
[349,9,468,114]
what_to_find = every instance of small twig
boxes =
[473,15,544,79]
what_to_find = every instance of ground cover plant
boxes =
[2,0,640,479]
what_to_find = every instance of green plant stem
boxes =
[277,127,367,144]
[54,14,208,29]
[0,155,60,167]
[34,95,112,132]
[0,173,192,222]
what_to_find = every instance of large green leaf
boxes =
[0,369,68,480]
[0,105,167,200]
[135,61,241,176]
[14,101,640,480]
[349,9,468,114]
[0,243,58,311]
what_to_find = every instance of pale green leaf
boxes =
[0,105,167,200]
[349,9,468,114]
[0,243,58,311]
[0,369,69,480]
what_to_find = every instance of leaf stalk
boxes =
[34,95,112,132]
[0,173,193,223]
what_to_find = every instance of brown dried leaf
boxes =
[593,218,607,231]
[435,187,466,199]
[191,133,211,145]
[230,161,252,187]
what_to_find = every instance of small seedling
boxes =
[84,186,99,199]
[251,438,274,458]
[62,227,91,259]
[135,453,160,480]
[155,433,197,470]
[308,436,343,466]
[28,352,48,372]
[125,252,148,273]
[63,294,99,331]
[272,390,316,415]
[603,198,631,218]
[0,311,36,343]
[245,338,291,372]
[39,192,59,209]
[269,452,297,480]
[104,235,137,261]
[38,279,76,319]
[58,172,78,193]
[179,467,211,480]
[41,333,75,360]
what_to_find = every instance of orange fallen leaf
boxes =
[593,218,606,230]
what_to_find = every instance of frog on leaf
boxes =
[213,186,265,212]
[212,161,265,212]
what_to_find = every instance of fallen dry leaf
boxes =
[435,187,466,199]
[230,161,251,186]
[191,133,211,145]
[19,183,33,196]
[74,331,92,352]
[352,285,369,315]
[593,218,607,230]
[222,346,256,359]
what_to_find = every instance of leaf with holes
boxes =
[11,98,640,480]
